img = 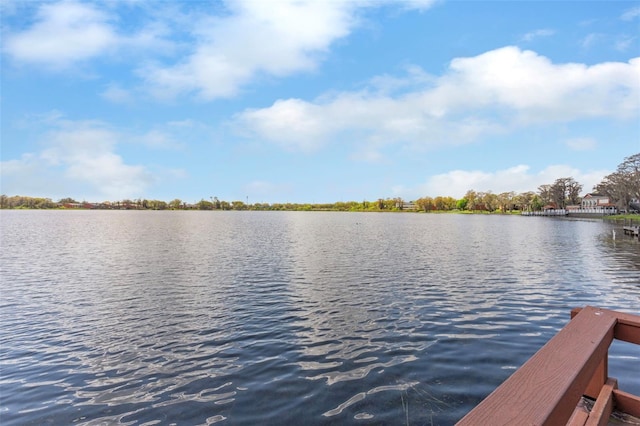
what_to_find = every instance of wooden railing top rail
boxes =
[456,306,640,426]
[571,306,640,345]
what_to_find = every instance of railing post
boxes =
[584,357,608,399]
[570,307,609,399]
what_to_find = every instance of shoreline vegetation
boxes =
[2,196,638,224]
[2,153,638,216]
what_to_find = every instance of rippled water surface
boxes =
[1,210,639,425]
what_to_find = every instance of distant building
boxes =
[579,193,617,214]
[402,202,417,211]
[581,193,615,209]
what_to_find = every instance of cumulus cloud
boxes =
[143,0,437,99]
[143,0,355,99]
[4,1,117,68]
[42,122,156,199]
[410,164,609,199]
[4,0,436,93]
[438,47,639,120]
[235,99,333,152]
[235,46,639,154]
[0,153,61,197]
[1,118,155,200]
[3,0,169,69]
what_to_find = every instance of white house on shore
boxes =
[524,193,618,216]
[576,193,617,214]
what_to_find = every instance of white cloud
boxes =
[0,153,60,197]
[4,1,118,69]
[3,0,170,70]
[143,0,356,99]
[1,118,155,200]
[235,47,639,154]
[621,6,640,21]
[439,47,639,120]
[412,164,609,199]
[43,123,155,199]
[235,99,332,152]
[143,0,437,100]
[4,0,436,93]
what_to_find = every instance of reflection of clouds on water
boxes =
[2,211,639,425]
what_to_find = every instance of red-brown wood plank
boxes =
[584,377,617,426]
[567,402,589,426]
[572,307,640,345]
[613,389,640,418]
[457,306,616,426]
[614,313,640,345]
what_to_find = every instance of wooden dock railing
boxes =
[456,306,640,425]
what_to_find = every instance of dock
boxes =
[521,209,567,216]
[457,306,640,426]
[623,225,639,239]
[620,218,640,240]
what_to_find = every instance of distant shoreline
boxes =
[3,206,639,221]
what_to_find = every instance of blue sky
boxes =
[1,0,639,204]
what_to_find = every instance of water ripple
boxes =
[1,211,638,425]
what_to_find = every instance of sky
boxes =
[1,0,639,204]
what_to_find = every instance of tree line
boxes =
[2,153,638,213]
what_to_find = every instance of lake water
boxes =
[1,210,639,425]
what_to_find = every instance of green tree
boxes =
[197,199,214,210]
[416,196,434,212]
[58,197,78,204]
[537,184,552,206]
[595,153,640,210]
[433,196,445,211]
[481,192,498,212]
[549,177,582,208]
[531,194,544,211]
[211,197,221,209]
[498,192,515,213]
[516,191,536,211]
[464,190,478,211]
[231,201,246,210]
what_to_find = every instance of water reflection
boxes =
[0,211,638,425]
